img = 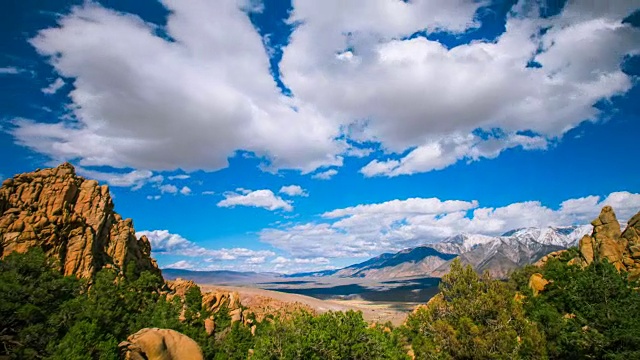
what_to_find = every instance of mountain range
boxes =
[284,225,592,280]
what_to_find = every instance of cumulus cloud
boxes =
[311,169,338,180]
[260,191,640,258]
[146,195,161,200]
[180,186,192,195]
[138,229,275,259]
[217,189,293,211]
[279,185,308,197]
[42,78,65,95]
[164,260,194,269]
[76,167,162,190]
[14,1,343,173]
[168,174,190,180]
[12,1,637,177]
[159,184,178,194]
[245,256,266,264]
[271,256,290,264]
[361,133,548,177]
[280,0,640,176]
[268,256,333,272]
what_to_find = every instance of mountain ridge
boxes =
[287,225,593,280]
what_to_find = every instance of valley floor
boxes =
[200,284,416,326]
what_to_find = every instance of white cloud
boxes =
[280,0,640,176]
[138,229,275,259]
[344,146,373,158]
[361,133,548,177]
[260,191,640,258]
[14,2,343,173]
[146,195,161,200]
[279,185,308,197]
[267,256,334,273]
[217,189,293,211]
[76,166,161,190]
[271,256,290,264]
[180,186,192,195]
[10,1,639,176]
[168,174,190,180]
[311,169,338,180]
[0,67,20,75]
[159,184,178,194]
[42,78,65,95]
[202,190,216,195]
[294,257,330,264]
[245,256,266,264]
[164,260,194,269]
[268,256,330,265]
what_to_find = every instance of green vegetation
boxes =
[252,310,407,359]
[510,258,640,359]
[404,260,546,359]
[2,248,640,359]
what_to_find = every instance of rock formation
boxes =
[0,163,160,278]
[119,328,203,360]
[166,278,248,336]
[536,206,640,281]
[528,273,549,296]
[572,206,640,280]
[166,278,199,300]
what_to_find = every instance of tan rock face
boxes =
[204,317,215,336]
[119,328,203,360]
[528,273,549,296]
[566,207,640,280]
[0,163,160,279]
[166,278,199,301]
[202,290,242,315]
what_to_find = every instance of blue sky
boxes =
[1,0,639,273]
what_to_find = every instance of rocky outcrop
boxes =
[528,273,549,296]
[166,278,199,301]
[536,207,640,281]
[119,328,203,360]
[0,163,160,279]
[165,278,248,336]
[202,289,242,314]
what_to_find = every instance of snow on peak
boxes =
[432,225,593,254]
[504,225,592,247]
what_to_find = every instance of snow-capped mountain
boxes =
[431,225,591,255]
[429,225,593,278]
[430,233,497,254]
[500,225,592,247]
[289,225,595,280]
